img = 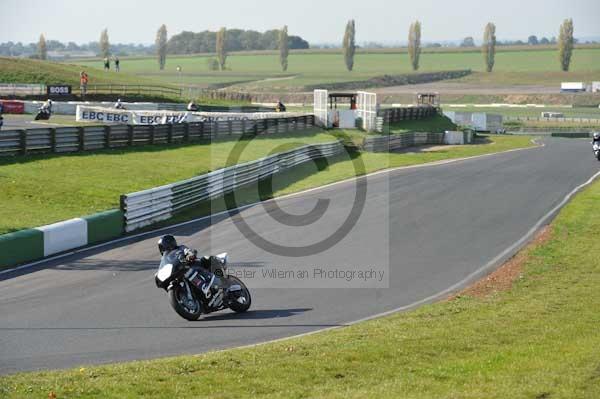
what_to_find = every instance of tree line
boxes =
[11,19,581,74]
[166,29,309,54]
[341,18,577,72]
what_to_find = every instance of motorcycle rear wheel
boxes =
[228,276,252,313]
[168,284,203,321]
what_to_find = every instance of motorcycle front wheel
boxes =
[228,276,252,313]
[168,284,203,321]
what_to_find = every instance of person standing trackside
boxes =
[104,57,110,71]
[80,71,89,98]
[114,56,120,72]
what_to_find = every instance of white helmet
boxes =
[593,132,600,141]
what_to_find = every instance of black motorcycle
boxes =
[155,249,251,321]
[34,107,52,121]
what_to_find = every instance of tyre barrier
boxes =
[362,131,473,152]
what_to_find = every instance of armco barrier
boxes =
[121,141,345,232]
[0,115,315,157]
[0,210,124,270]
[362,131,473,152]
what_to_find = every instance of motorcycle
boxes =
[155,248,251,321]
[275,102,287,112]
[34,107,52,121]
[593,141,600,161]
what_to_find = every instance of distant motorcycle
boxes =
[34,107,52,121]
[155,247,251,321]
[275,101,286,112]
[593,133,600,161]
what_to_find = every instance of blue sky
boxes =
[1,0,598,44]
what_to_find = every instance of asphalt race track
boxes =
[1,138,598,374]
[1,115,63,129]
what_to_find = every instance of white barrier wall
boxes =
[37,218,88,256]
[76,106,308,125]
[444,131,464,145]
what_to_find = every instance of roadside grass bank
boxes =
[0,141,597,399]
[387,113,457,134]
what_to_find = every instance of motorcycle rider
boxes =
[275,100,286,112]
[187,101,199,112]
[40,99,53,114]
[114,98,125,109]
[592,132,600,146]
[157,235,220,297]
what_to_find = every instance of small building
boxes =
[314,90,378,131]
[560,82,585,93]
[415,92,440,108]
[443,111,504,133]
[328,92,358,129]
[541,112,564,119]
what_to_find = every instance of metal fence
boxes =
[0,115,315,157]
[78,84,182,98]
[505,116,600,124]
[363,132,445,152]
[379,106,438,124]
[120,141,345,231]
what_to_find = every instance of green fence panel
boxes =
[84,210,124,245]
[0,229,44,269]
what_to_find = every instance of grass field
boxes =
[73,48,600,91]
[442,106,600,119]
[2,140,597,399]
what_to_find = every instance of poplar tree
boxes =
[38,34,47,60]
[343,20,356,71]
[100,29,110,59]
[216,27,228,71]
[408,21,421,71]
[156,24,168,70]
[279,25,289,71]
[558,18,574,71]
[482,23,496,72]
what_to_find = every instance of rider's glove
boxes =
[183,248,198,263]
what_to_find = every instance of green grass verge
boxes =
[387,113,458,134]
[1,139,597,399]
